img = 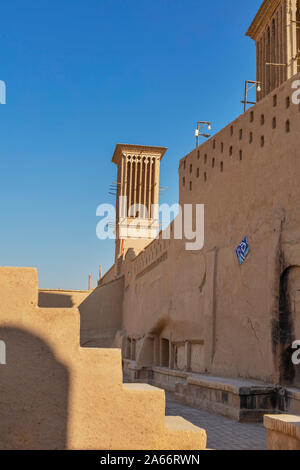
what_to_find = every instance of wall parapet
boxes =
[179,70,300,200]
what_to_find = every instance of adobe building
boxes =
[1,0,300,449]
[79,0,300,422]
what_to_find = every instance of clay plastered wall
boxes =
[101,265,116,285]
[80,276,124,347]
[0,267,120,449]
[120,72,300,383]
[178,71,300,382]
[121,234,207,370]
[38,289,89,308]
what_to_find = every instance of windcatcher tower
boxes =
[247,0,300,100]
[112,144,167,262]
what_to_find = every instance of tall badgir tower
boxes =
[81,0,300,422]
[112,144,167,262]
[247,0,300,97]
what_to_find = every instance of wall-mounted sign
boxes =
[236,237,250,265]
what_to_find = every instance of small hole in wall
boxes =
[213,140,216,149]
[272,117,276,129]
[220,161,224,172]
[286,96,290,108]
[286,120,290,133]
[229,146,233,156]
[197,168,200,178]
[204,154,207,164]
[190,164,192,174]
[250,111,254,122]
[183,160,186,170]
[212,158,215,168]
[197,150,200,160]
[260,114,265,125]
[204,172,207,182]
[249,132,253,144]
[230,126,233,136]
[239,129,243,140]
[189,181,192,191]
[183,177,185,187]
[273,94,277,107]
[239,150,243,161]
[261,135,265,147]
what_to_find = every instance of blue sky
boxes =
[0,0,262,290]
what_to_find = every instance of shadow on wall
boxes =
[38,292,74,308]
[0,327,69,450]
[79,277,124,348]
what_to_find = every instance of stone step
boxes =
[162,416,207,450]
[122,383,207,449]
[122,383,166,434]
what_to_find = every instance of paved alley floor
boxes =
[165,392,267,450]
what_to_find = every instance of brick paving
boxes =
[165,392,267,450]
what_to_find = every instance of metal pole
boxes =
[244,81,248,113]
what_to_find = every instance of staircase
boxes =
[0,266,207,450]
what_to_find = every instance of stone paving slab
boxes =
[165,392,267,450]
